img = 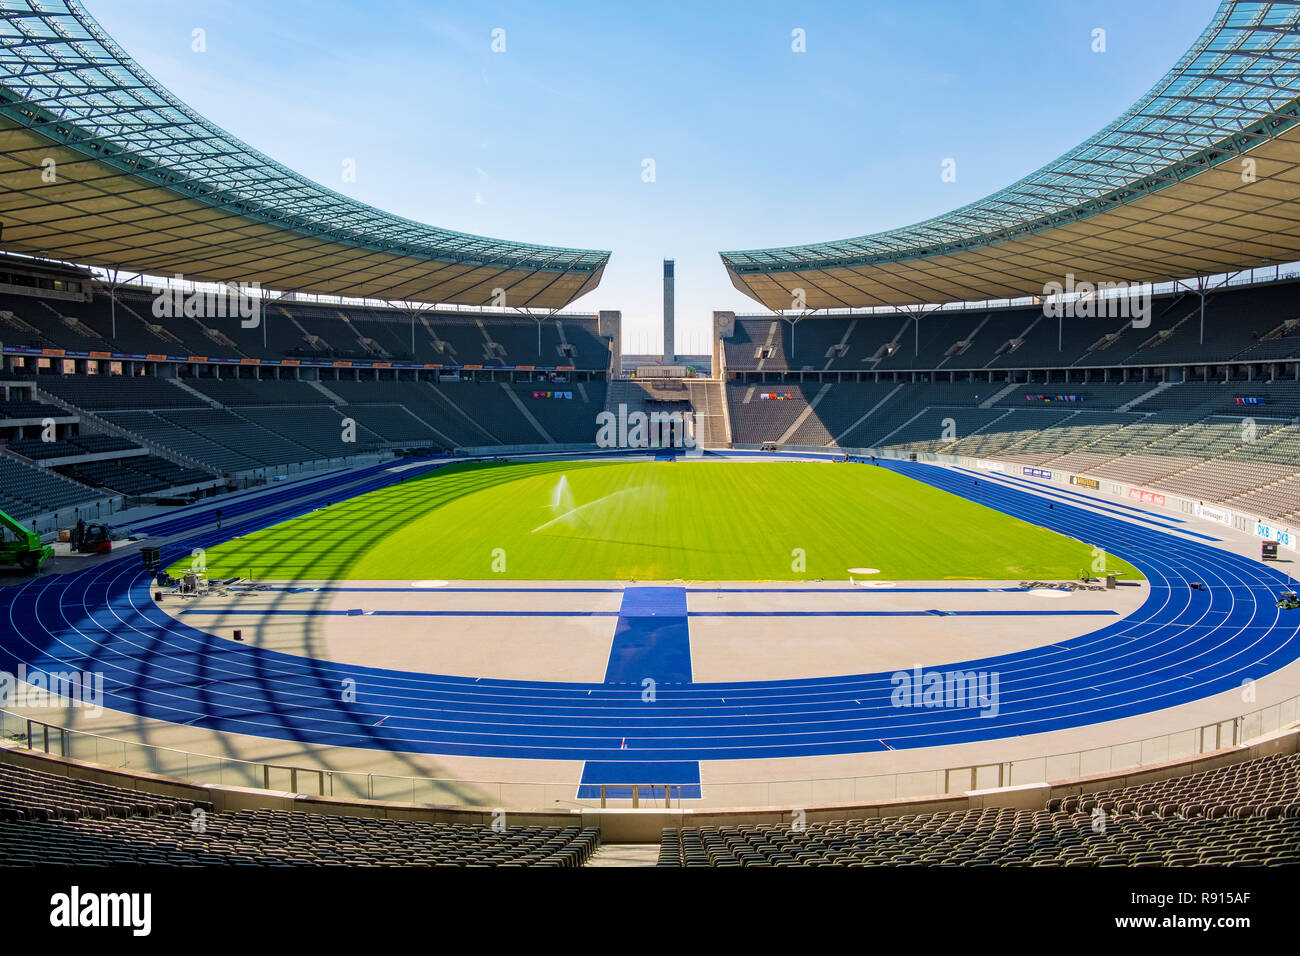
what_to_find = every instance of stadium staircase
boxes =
[684,379,730,447]
[168,378,222,408]
[832,383,904,445]
[499,382,554,443]
[426,381,502,446]
[583,844,660,867]
[978,380,1023,408]
[308,380,347,405]
[605,379,651,423]
[1116,380,1174,412]
[819,318,858,372]
[777,382,832,444]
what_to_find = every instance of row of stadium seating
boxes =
[722,278,1300,373]
[32,374,605,449]
[657,752,1300,866]
[0,455,99,518]
[6,747,1292,866]
[0,289,611,369]
[659,813,1298,866]
[728,380,1300,442]
[6,433,137,460]
[56,455,213,496]
[0,399,66,421]
[0,422,209,499]
[0,761,597,867]
[90,379,607,466]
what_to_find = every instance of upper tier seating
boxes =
[36,374,202,412]
[721,278,1300,372]
[0,289,610,369]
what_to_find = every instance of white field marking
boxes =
[847,567,881,575]
[1027,588,1072,599]
[856,581,896,589]
[409,580,449,588]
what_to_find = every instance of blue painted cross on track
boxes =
[581,586,700,800]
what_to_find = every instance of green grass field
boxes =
[177,460,1141,582]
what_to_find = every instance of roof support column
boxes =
[1200,283,1206,346]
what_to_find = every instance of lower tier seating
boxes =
[0,760,598,867]
[657,752,1300,866]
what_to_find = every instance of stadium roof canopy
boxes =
[722,0,1300,311]
[0,0,608,309]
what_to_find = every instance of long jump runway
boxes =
[2,459,1298,768]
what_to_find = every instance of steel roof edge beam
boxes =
[721,95,1300,277]
[0,96,608,274]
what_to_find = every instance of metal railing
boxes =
[3,691,1296,811]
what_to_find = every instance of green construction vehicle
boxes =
[0,509,54,573]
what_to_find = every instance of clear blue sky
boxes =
[88,0,1219,354]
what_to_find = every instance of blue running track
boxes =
[1,458,1297,764]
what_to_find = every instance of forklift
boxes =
[0,509,55,573]
[69,519,112,555]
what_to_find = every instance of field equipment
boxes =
[1262,541,1279,561]
[1278,590,1300,611]
[0,509,54,573]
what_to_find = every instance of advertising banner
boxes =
[1128,488,1166,506]
[1255,522,1297,552]
[1196,503,1233,527]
